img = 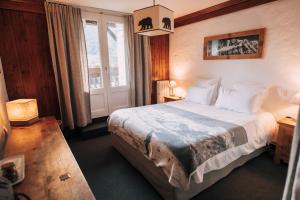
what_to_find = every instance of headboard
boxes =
[0,57,10,158]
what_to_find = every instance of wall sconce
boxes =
[169,80,176,96]
[6,99,39,126]
[290,93,300,105]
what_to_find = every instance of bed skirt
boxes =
[111,134,266,200]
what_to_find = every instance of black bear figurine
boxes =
[138,17,153,31]
[162,17,171,30]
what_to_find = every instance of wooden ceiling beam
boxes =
[174,0,278,28]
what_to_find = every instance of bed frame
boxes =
[111,134,266,200]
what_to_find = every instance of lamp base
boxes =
[169,87,174,97]
[10,117,39,127]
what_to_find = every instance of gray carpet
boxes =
[68,135,287,200]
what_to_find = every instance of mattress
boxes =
[108,100,276,190]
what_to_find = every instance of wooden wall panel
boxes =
[0,8,60,118]
[0,0,45,14]
[150,34,170,104]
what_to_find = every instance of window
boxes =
[82,13,131,118]
[107,22,127,87]
[83,19,103,89]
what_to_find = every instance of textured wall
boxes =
[170,0,300,118]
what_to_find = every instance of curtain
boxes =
[125,15,152,107]
[283,109,300,200]
[45,2,91,129]
[0,58,10,158]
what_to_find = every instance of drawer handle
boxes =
[59,173,71,181]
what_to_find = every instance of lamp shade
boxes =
[169,80,176,88]
[6,99,39,126]
[290,93,300,105]
[134,5,174,36]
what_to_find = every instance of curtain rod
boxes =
[45,0,132,16]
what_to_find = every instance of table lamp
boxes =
[6,99,39,126]
[169,80,176,96]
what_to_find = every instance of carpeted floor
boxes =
[67,135,288,200]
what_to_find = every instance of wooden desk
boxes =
[4,117,95,200]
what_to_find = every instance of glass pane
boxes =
[83,19,103,89]
[107,22,127,87]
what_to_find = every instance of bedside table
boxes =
[164,96,183,102]
[274,117,296,164]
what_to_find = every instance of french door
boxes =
[83,13,130,118]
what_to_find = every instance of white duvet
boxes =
[109,100,277,189]
[167,100,276,182]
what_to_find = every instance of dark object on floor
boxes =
[68,135,287,200]
[64,116,108,139]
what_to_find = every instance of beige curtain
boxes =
[0,58,10,158]
[125,15,152,107]
[45,2,91,129]
[283,109,300,200]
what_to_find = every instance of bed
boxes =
[108,100,276,200]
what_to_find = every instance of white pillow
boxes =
[196,78,220,104]
[185,85,216,105]
[215,86,265,114]
[234,83,268,112]
[196,78,220,87]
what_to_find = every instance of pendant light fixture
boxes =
[133,0,174,36]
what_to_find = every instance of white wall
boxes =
[170,0,300,118]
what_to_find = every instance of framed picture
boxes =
[203,28,265,60]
